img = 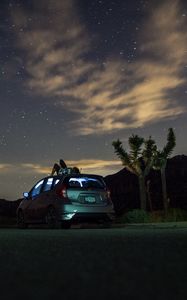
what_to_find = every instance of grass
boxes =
[0,227,187,300]
[116,208,187,224]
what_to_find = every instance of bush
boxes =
[116,208,187,223]
[117,209,150,224]
[164,208,187,222]
[148,211,164,223]
[148,208,187,223]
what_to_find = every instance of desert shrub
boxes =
[164,208,187,222]
[148,211,164,222]
[117,209,150,223]
[147,209,187,223]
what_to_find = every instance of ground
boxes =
[0,227,186,300]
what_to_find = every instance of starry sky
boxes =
[0,0,187,200]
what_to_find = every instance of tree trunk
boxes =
[146,180,153,212]
[161,165,168,215]
[138,175,147,210]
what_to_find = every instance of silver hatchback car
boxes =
[17,174,115,229]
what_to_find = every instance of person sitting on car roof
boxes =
[51,159,80,176]
[51,159,67,176]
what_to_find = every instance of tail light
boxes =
[56,184,67,198]
[106,189,111,198]
[106,188,113,205]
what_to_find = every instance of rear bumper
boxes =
[74,212,115,222]
[61,212,115,222]
[60,203,115,222]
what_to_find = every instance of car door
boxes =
[33,177,55,220]
[26,179,45,221]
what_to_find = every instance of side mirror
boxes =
[23,192,29,199]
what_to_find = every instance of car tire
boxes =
[61,220,71,229]
[17,210,28,229]
[45,206,59,229]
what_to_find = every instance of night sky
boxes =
[0,0,187,200]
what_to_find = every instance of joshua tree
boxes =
[153,128,176,214]
[112,135,156,210]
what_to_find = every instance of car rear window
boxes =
[66,177,105,189]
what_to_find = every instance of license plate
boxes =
[85,196,96,203]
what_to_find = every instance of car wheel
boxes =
[17,210,28,229]
[61,220,71,229]
[45,206,58,229]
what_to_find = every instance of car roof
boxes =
[43,173,104,181]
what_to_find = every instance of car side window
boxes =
[30,180,44,198]
[43,178,54,192]
[54,179,60,186]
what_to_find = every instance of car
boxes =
[16,173,115,229]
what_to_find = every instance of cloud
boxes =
[0,160,121,177]
[21,163,50,174]
[12,0,92,94]
[23,159,122,176]
[13,0,187,135]
[0,164,12,170]
[66,159,121,175]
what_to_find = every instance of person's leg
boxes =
[59,159,67,169]
[51,163,60,175]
